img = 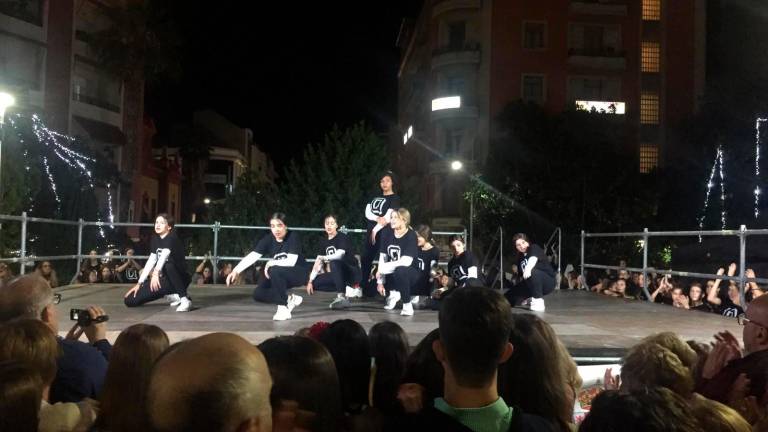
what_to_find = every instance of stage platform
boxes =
[54,284,742,362]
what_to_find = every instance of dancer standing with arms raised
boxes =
[124,213,192,312]
[227,213,308,320]
[360,171,400,297]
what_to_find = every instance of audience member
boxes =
[115,248,142,284]
[0,319,97,432]
[195,253,214,284]
[369,320,410,415]
[579,388,701,432]
[79,250,103,283]
[94,323,169,432]
[0,360,42,432]
[400,328,444,411]
[0,275,111,403]
[34,261,59,288]
[318,319,371,415]
[0,262,14,284]
[147,332,272,432]
[259,336,343,432]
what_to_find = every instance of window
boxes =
[639,143,659,173]
[448,21,466,50]
[445,76,466,95]
[568,76,621,101]
[643,0,661,21]
[640,92,660,124]
[569,23,621,56]
[72,58,123,113]
[445,128,463,157]
[0,33,45,90]
[522,75,545,104]
[523,21,546,50]
[642,42,660,72]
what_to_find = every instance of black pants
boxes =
[360,233,379,297]
[124,262,190,308]
[313,260,361,293]
[505,269,555,304]
[413,273,433,297]
[253,265,310,305]
[384,266,420,303]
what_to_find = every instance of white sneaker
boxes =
[345,286,363,298]
[384,290,401,310]
[330,295,351,309]
[520,297,532,307]
[175,297,192,312]
[287,294,303,313]
[401,302,414,316]
[410,296,420,304]
[273,305,291,321]
[165,294,181,305]
[530,297,545,312]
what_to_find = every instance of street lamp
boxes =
[0,91,16,209]
[451,159,474,251]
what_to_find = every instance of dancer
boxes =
[447,235,481,288]
[511,233,556,312]
[227,213,308,321]
[124,213,192,312]
[361,171,400,296]
[306,214,362,309]
[413,225,440,306]
[376,208,421,316]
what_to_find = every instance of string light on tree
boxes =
[755,117,767,218]
[718,146,726,230]
[698,145,723,241]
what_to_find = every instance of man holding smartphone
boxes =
[0,274,112,403]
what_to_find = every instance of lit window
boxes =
[639,143,659,173]
[522,74,545,104]
[643,0,661,21]
[523,22,546,50]
[640,92,659,124]
[641,42,660,73]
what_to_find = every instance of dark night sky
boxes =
[146,2,422,170]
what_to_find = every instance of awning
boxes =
[73,115,126,145]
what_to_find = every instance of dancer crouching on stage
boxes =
[227,213,309,321]
[124,213,192,312]
[376,208,421,316]
[306,213,362,309]
[510,233,556,312]
[448,235,482,288]
[413,224,440,307]
[361,171,400,296]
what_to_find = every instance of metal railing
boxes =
[580,225,768,307]
[0,213,466,285]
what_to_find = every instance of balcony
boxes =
[569,0,627,16]
[430,105,479,122]
[432,0,481,17]
[568,48,626,70]
[431,43,481,70]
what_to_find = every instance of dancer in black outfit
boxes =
[306,214,362,309]
[447,235,482,288]
[509,233,556,312]
[227,213,309,321]
[124,213,192,312]
[361,171,400,297]
[376,208,421,316]
[413,225,440,306]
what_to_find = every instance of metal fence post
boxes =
[212,221,220,284]
[740,224,747,309]
[499,227,503,290]
[580,230,585,281]
[642,228,651,301]
[75,218,83,283]
[19,212,27,274]
[557,228,562,276]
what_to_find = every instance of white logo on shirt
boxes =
[371,198,386,215]
[126,269,138,280]
[274,252,288,261]
[387,245,401,261]
[417,258,425,271]
[155,248,164,255]
[326,246,337,256]
[452,266,467,281]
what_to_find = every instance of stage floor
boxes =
[54,284,742,361]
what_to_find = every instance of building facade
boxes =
[397,0,706,219]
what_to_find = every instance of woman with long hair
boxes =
[447,235,481,289]
[123,213,192,312]
[94,324,169,432]
[227,212,309,321]
[34,261,59,288]
[360,171,400,296]
[510,232,555,312]
[369,321,409,415]
[376,208,421,316]
[306,214,362,309]
[412,225,440,307]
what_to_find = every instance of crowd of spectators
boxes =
[4,272,768,431]
[563,260,766,318]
